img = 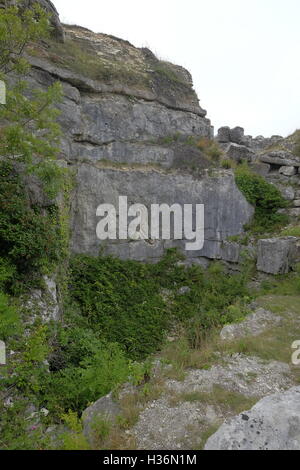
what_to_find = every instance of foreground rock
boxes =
[205,387,300,450]
[82,392,121,442]
[220,308,282,341]
[132,354,293,450]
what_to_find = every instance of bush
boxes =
[235,164,288,233]
[69,255,168,360]
[0,162,64,287]
[69,252,251,358]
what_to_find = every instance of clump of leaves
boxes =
[235,164,288,233]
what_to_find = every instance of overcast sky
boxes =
[54,0,300,137]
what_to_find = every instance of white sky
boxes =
[54,0,300,137]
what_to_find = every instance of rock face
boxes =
[205,387,300,450]
[71,166,254,261]
[21,24,256,264]
[257,237,299,274]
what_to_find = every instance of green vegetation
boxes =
[1,2,300,453]
[153,62,186,85]
[0,162,65,290]
[235,164,288,234]
[281,225,300,237]
[221,159,236,169]
[69,251,251,361]
[196,138,223,162]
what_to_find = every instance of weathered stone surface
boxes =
[220,308,282,341]
[27,22,209,119]
[217,126,245,146]
[70,166,254,261]
[293,200,300,207]
[205,387,300,450]
[257,237,299,274]
[230,127,245,145]
[24,276,60,323]
[225,143,255,163]
[289,208,300,218]
[82,393,121,441]
[26,66,212,166]
[250,162,271,177]
[260,150,300,167]
[279,166,297,176]
[217,127,231,143]
[276,184,295,201]
[166,355,292,398]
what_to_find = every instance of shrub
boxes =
[69,255,169,360]
[0,162,64,287]
[69,252,251,358]
[235,164,288,233]
[0,291,20,340]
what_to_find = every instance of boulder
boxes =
[205,387,300,450]
[217,127,231,143]
[250,162,271,177]
[289,208,300,218]
[257,237,299,274]
[260,150,300,168]
[276,184,295,201]
[230,127,245,145]
[220,308,282,341]
[82,392,121,441]
[279,166,297,177]
[225,143,255,163]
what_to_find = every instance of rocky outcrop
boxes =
[21,25,258,264]
[205,387,300,450]
[257,237,300,275]
[220,308,282,341]
[260,150,300,168]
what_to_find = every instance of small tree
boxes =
[0,2,66,283]
[0,1,63,192]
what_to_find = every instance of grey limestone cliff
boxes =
[22,6,255,263]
